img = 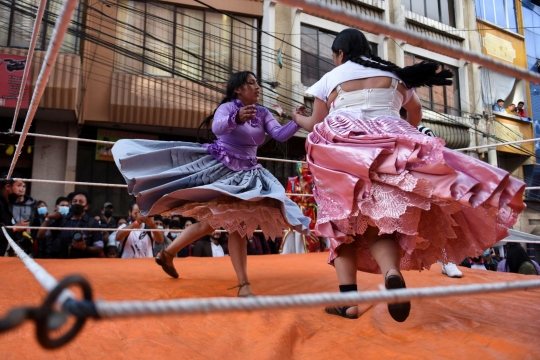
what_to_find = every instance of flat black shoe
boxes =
[385,268,411,323]
[325,306,359,319]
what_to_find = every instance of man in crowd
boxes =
[516,101,527,117]
[99,201,117,255]
[10,179,38,227]
[0,174,29,256]
[492,99,505,112]
[36,196,70,258]
[100,202,116,229]
[193,230,228,257]
[38,191,103,258]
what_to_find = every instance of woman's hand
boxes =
[292,106,310,123]
[236,105,257,124]
[294,105,310,117]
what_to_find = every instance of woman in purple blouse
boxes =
[112,71,310,297]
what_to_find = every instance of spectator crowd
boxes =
[0,173,537,275]
[0,173,299,260]
[492,99,531,121]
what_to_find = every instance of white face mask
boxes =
[157,226,164,229]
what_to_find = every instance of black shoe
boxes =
[384,268,411,323]
[325,306,360,319]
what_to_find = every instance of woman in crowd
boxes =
[498,243,540,275]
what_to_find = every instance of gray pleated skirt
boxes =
[112,139,310,239]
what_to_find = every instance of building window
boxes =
[475,0,517,32]
[114,1,258,81]
[402,0,456,26]
[404,52,461,116]
[300,24,378,87]
[0,0,81,52]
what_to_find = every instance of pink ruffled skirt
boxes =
[306,111,526,273]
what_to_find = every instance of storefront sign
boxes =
[0,54,30,108]
[96,128,158,161]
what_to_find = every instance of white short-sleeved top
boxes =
[117,223,154,258]
[305,60,414,104]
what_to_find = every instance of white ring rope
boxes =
[7,0,80,179]
[13,132,115,145]
[8,129,540,155]
[7,226,540,243]
[10,132,307,163]
[457,137,540,152]
[276,0,540,84]
[1,227,75,305]
[94,279,540,318]
[6,226,269,234]
[2,227,540,320]
[8,178,315,196]
[9,0,48,134]
[8,177,539,191]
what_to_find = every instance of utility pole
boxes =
[486,114,498,167]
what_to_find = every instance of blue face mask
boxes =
[170,233,178,239]
[58,206,70,216]
[37,207,47,216]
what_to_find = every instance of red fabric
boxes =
[0,254,538,358]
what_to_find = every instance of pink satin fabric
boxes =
[306,111,526,273]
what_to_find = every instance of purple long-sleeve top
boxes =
[202,99,301,171]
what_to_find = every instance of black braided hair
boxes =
[197,71,256,142]
[331,28,453,88]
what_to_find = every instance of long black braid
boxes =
[197,71,256,143]
[332,29,453,88]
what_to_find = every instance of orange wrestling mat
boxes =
[0,253,538,359]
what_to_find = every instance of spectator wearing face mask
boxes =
[36,201,48,224]
[100,202,116,229]
[37,192,104,258]
[152,215,170,257]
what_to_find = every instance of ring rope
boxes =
[9,0,47,134]
[8,178,315,196]
[2,225,540,331]
[1,227,76,305]
[276,0,540,84]
[6,226,539,243]
[7,0,81,178]
[6,226,273,234]
[5,130,540,156]
[7,177,538,191]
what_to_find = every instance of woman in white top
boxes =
[116,202,164,258]
[292,29,525,322]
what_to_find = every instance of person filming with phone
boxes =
[40,191,103,258]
